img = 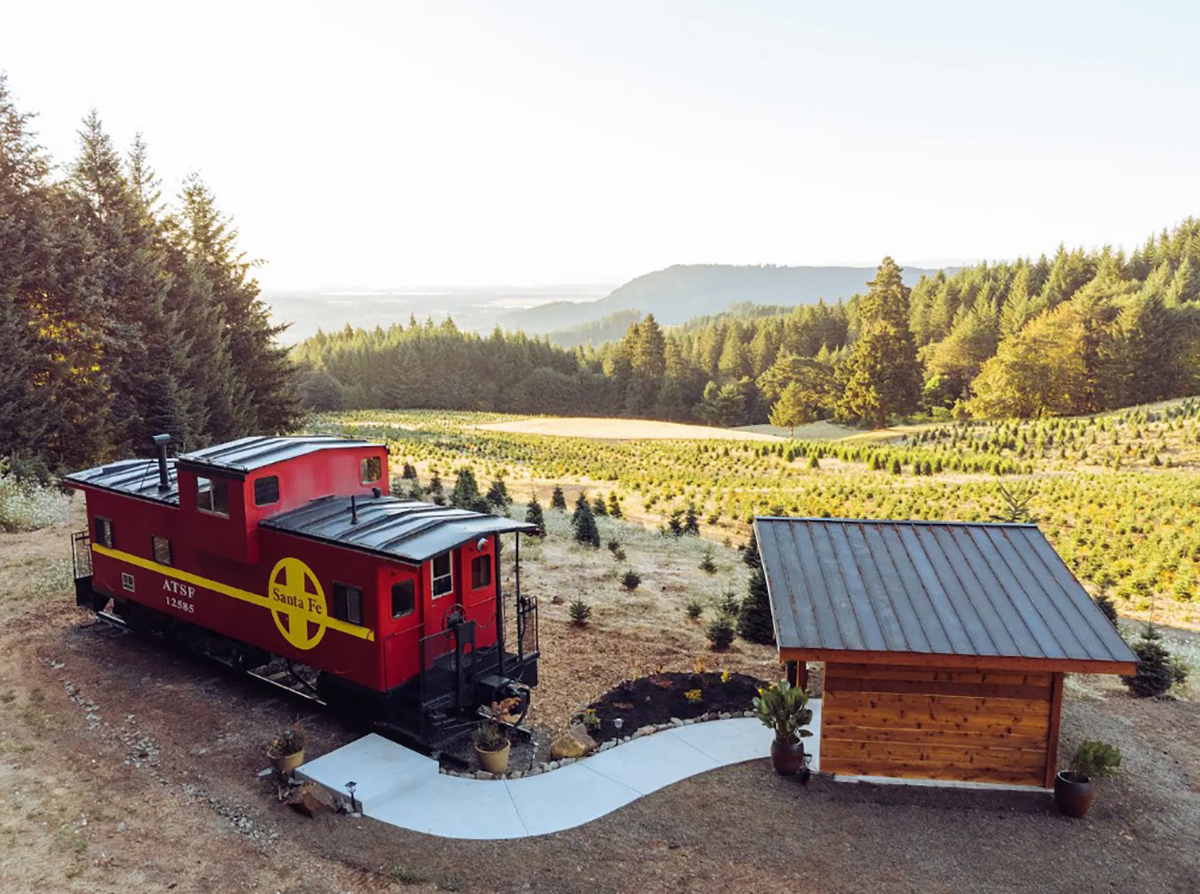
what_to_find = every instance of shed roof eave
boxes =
[777,646,1135,676]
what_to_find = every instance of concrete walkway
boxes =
[298,705,823,840]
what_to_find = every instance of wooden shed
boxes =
[756,518,1138,788]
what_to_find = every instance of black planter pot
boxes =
[1054,771,1093,818]
[770,738,806,776]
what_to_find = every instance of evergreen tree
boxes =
[572,491,589,527]
[838,258,921,427]
[573,500,601,548]
[592,494,608,516]
[607,492,623,518]
[684,503,700,535]
[524,496,546,537]
[742,527,762,569]
[768,382,815,436]
[485,477,511,510]
[450,467,488,512]
[550,485,567,511]
[737,566,776,645]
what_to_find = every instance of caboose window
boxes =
[94,516,114,548]
[431,552,453,598]
[391,580,415,618]
[471,555,491,590]
[152,535,172,566]
[253,475,280,506]
[332,582,363,626]
[196,476,229,517]
[360,456,382,484]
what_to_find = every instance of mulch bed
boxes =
[582,671,765,743]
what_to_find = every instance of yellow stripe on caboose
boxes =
[91,543,375,645]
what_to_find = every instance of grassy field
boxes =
[478,416,780,441]
[311,401,1200,628]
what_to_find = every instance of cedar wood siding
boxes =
[820,662,1063,787]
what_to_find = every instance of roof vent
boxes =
[350,495,359,525]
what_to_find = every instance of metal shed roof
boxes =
[64,459,179,504]
[755,517,1136,672]
[261,495,539,563]
[178,436,377,473]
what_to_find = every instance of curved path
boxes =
[298,709,822,840]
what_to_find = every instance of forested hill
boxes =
[500,262,946,334]
[296,219,1200,428]
[0,76,298,471]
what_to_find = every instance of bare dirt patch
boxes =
[475,416,780,441]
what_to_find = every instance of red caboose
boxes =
[66,435,539,740]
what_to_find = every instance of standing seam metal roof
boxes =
[177,436,377,473]
[755,517,1136,666]
[261,495,538,563]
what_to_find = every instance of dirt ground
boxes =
[475,417,779,441]
[2,503,1198,894]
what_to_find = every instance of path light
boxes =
[614,718,624,732]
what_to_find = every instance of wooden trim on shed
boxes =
[1044,672,1065,788]
[779,647,1134,676]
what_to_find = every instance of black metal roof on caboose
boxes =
[261,494,538,564]
[177,435,376,473]
[66,458,181,503]
[63,436,379,505]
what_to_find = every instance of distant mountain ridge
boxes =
[500,263,949,335]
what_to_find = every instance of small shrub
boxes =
[1121,624,1189,697]
[612,547,627,562]
[707,616,735,650]
[621,569,641,591]
[685,598,704,620]
[1070,740,1121,780]
[607,539,620,553]
[568,599,592,627]
[699,549,717,575]
[684,688,703,703]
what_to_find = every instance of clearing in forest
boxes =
[476,416,781,441]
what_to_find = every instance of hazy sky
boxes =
[2,1,1197,290]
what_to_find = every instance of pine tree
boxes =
[573,500,601,548]
[451,467,488,512]
[524,496,546,537]
[485,477,511,510]
[838,258,921,427]
[607,492,623,518]
[769,382,815,436]
[572,491,589,527]
[741,527,762,569]
[738,567,776,645]
[684,504,700,535]
[592,494,608,516]
[550,485,567,511]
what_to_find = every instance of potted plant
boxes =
[267,728,306,775]
[474,698,519,774]
[752,680,813,777]
[1055,740,1121,818]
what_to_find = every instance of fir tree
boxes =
[607,492,623,518]
[485,477,511,510]
[524,496,546,537]
[572,491,589,528]
[550,485,567,511]
[592,494,608,516]
[738,566,776,645]
[573,500,601,548]
[838,257,921,427]
[684,503,700,535]
[451,467,489,512]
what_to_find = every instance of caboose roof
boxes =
[65,458,180,503]
[177,435,377,473]
[64,436,381,504]
[261,495,539,563]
